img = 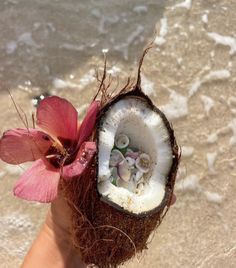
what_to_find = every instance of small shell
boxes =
[115,134,129,149]
[125,148,139,159]
[125,156,136,167]
[134,170,143,182]
[117,159,131,182]
[135,153,151,173]
[109,149,125,167]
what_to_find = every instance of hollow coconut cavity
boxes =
[98,94,174,216]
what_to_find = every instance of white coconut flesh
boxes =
[98,96,173,215]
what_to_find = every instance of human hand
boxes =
[22,190,176,268]
[22,194,86,268]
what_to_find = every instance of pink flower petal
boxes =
[78,101,100,146]
[62,141,96,180]
[37,96,78,141]
[0,128,52,164]
[14,159,60,202]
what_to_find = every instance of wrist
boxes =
[43,209,86,268]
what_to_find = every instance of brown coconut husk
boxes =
[63,46,180,268]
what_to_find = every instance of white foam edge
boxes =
[189,69,231,97]
[175,174,200,192]
[182,146,194,157]
[172,0,192,10]
[204,191,223,204]
[200,95,214,116]
[207,32,236,55]
[160,90,188,120]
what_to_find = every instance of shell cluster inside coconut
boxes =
[64,48,180,268]
[98,94,174,216]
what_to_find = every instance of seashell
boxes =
[125,156,136,167]
[109,149,125,167]
[117,159,131,182]
[135,153,150,173]
[125,148,140,159]
[115,134,129,149]
[134,170,143,182]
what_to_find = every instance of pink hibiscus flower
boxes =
[0,96,100,203]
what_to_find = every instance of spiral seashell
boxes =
[115,134,129,149]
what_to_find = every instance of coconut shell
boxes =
[63,84,179,268]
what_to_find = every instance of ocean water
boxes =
[0,0,166,90]
[0,0,236,267]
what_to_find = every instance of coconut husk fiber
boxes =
[62,46,180,268]
[63,152,178,268]
[62,103,179,267]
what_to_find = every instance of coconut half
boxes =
[98,94,174,216]
[64,49,179,268]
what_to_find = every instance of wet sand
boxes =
[0,0,236,267]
